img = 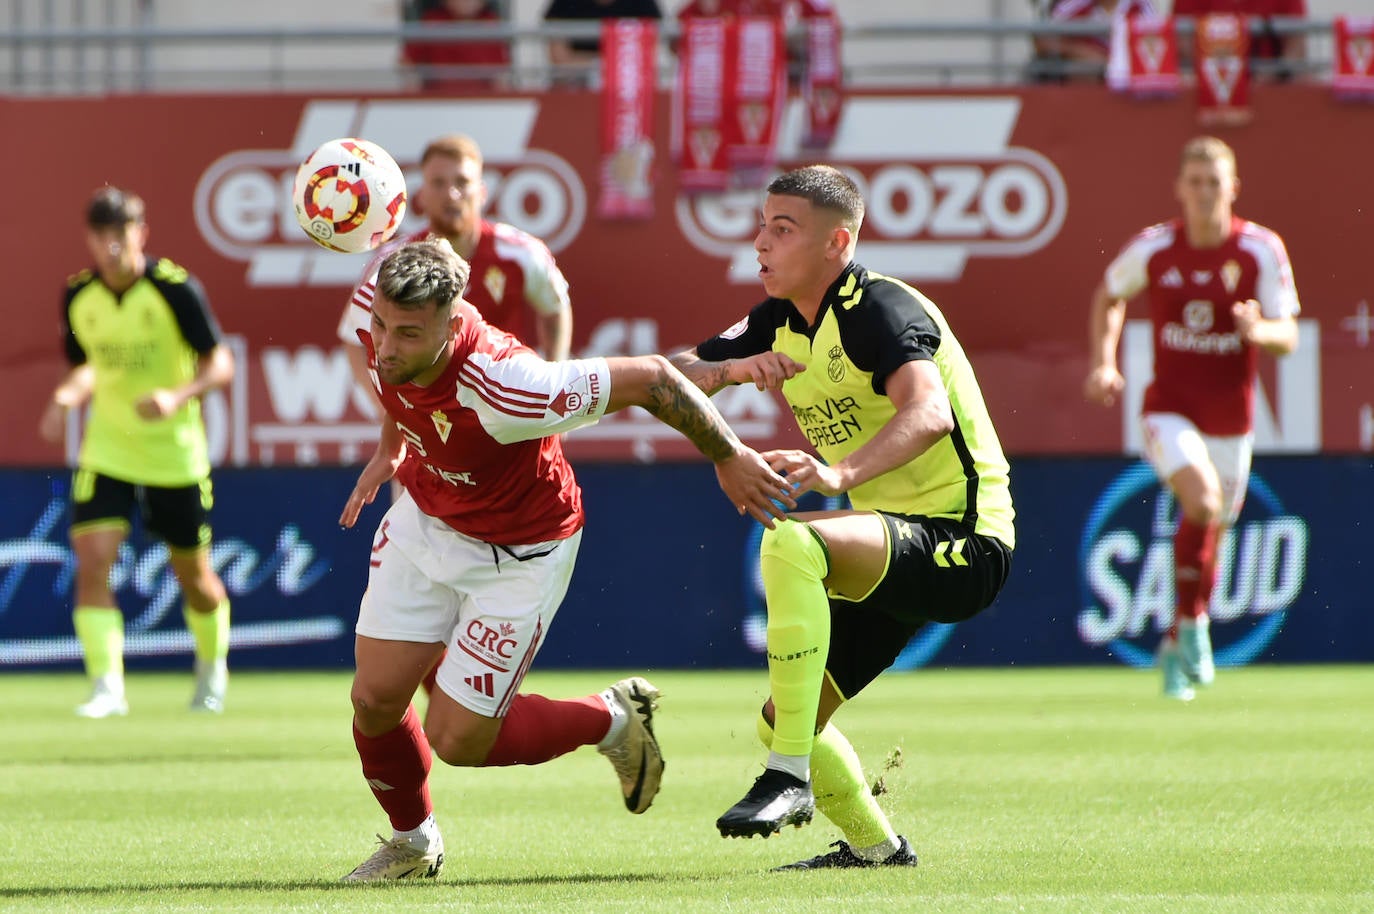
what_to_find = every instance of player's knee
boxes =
[760,519,828,579]
[349,684,411,734]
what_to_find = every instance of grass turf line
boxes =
[0,667,1371,913]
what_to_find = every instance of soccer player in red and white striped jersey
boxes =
[337,237,794,881]
[1084,136,1300,701]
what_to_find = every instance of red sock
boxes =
[480,693,610,767]
[353,704,432,831]
[1173,518,1219,632]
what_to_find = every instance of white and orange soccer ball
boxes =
[292,138,407,254]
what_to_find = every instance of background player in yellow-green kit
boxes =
[670,165,1015,869]
[38,187,236,718]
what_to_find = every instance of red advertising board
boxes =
[3,86,1370,465]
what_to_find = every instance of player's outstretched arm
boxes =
[606,354,796,525]
[340,419,405,529]
[669,347,806,395]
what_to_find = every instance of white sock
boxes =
[766,751,810,783]
[93,673,124,696]
[394,813,439,849]
[596,689,628,750]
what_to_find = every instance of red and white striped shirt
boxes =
[360,301,610,544]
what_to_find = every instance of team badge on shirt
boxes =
[1221,259,1241,294]
[484,265,506,303]
[431,409,453,443]
[827,345,847,383]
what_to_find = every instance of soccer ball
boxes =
[292,138,407,254]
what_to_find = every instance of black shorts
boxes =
[825,512,1012,699]
[70,469,214,551]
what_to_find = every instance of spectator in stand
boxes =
[1033,0,1157,82]
[543,0,663,87]
[1171,0,1308,81]
[402,0,511,92]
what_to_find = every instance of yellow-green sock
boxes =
[183,599,230,665]
[759,520,831,757]
[73,606,124,680]
[756,714,897,851]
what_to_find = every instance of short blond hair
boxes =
[1180,136,1237,176]
[420,134,483,170]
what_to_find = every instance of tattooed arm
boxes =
[669,347,806,395]
[605,355,794,524]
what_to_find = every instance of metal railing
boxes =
[0,16,1339,95]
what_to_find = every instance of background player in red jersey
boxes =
[1084,136,1300,701]
[336,237,794,882]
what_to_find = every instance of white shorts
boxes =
[1140,412,1253,525]
[355,492,581,718]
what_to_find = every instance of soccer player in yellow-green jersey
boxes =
[672,165,1014,869]
[39,187,236,719]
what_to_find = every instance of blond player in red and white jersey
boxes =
[337,238,795,882]
[1084,135,1300,701]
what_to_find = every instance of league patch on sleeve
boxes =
[719,317,749,340]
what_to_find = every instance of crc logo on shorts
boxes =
[461,619,519,672]
[194,99,586,287]
[677,97,1067,284]
[1077,463,1309,668]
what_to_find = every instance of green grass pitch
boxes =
[1,666,1371,913]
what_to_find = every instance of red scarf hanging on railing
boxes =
[1333,16,1374,101]
[1195,13,1251,125]
[598,19,658,219]
[726,15,787,188]
[800,1,843,148]
[1112,16,1181,97]
[674,16,732,193]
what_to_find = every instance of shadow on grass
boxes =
[0,872,682,898]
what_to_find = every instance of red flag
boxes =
[598,19,657,220]
[1111,16,1181,97]
[726,15,787,188]
[801,5,843,148]
[1333,16,1374,101]
[673,17,732,193]
[1195,13,1251,126]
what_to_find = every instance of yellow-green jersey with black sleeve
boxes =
[62,257,223,487]
[696,262,1014,550]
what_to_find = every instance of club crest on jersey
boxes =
[431,409,453,442]
[483,265,506,303]
[827,345,847,383]
[1221,259,1241,294]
